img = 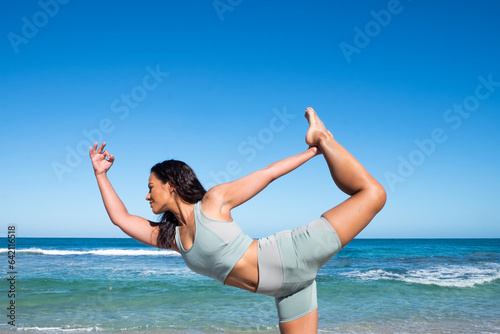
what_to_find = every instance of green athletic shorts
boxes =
[256,216,342,322]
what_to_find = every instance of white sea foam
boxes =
[0,247,179,256]
[342,264,500,288]
[17,326,102,332]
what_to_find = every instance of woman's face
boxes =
[146,173,173,214]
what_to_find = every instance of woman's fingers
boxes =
[98,142,106,154]
[90,142,109,155]
[90,142,113,164]
[103,151,114,162]
[90,142,97,157]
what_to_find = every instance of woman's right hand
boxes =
[89,142,115,175]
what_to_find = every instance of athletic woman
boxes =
[89,107,386,333]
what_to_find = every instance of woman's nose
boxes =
[146,193,150,201]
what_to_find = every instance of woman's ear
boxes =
[166,182,175,196]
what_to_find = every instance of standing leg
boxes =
[305,107,386,247]
[279,309,318,334]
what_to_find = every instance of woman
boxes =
[89,108,386,333]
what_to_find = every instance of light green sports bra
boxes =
[175,201,254,284]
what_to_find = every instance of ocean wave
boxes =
[0,247,179,256]
[16,326,103,332]
[342,264,500,288]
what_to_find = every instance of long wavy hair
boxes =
[150,160,206,249]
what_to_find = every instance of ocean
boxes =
[1,238,499,333]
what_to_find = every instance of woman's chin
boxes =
[152,208,164,215]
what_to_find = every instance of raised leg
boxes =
[305,107,386,247]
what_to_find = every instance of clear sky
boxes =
[1,0,499,238]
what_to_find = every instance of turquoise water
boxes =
[1,238,499,333]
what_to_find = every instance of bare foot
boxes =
[305,107,332,147]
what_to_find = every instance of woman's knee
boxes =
[367,181,387,213]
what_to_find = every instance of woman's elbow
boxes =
[109,213,131,228]
[110,218,123,228]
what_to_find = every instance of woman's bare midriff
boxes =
[223,239,259,292]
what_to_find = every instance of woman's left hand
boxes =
[89,142,115,175]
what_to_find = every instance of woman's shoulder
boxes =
[200,186,233,222]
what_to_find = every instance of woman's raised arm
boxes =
[90,142,160,248]
[206,146,319,216]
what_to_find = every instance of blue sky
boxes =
[1,0,499,238]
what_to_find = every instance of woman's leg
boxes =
[279,309,318,334]
[305,107,386,247]
[275,109,383,333]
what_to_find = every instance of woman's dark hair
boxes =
[150,160,206,249]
